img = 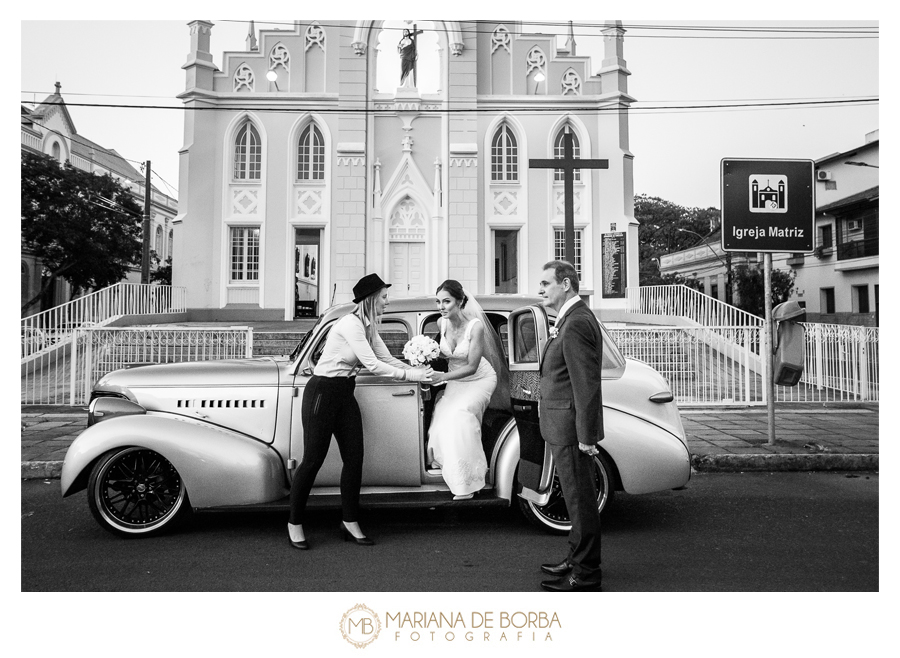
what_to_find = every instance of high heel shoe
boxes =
[288,536,309,550]
[288,523,309,550]
[453,493,474,500]
[340,522,375,546]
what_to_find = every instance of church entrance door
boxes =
[389,242,425,297]
[294,228,321,318]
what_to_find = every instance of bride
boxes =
[427,280,508,500]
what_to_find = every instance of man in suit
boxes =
[537,260,604,591]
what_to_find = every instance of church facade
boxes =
[175,20,637,320]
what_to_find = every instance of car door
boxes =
[507,304,554,504]
[289,317,423,486]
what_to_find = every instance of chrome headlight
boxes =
[88,396,146,427]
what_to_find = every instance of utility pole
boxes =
[141,161,151,284]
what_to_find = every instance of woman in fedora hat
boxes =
[287,273,433,549]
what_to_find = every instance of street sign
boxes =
[721,158,815,253]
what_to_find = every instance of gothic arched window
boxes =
[233,121,262,181]
[297,124,325,181]
[491,124,518,182]
[553,128,580,182]
[155,225,163,256]
[168,230,174,258]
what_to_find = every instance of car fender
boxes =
[61,414,288,508]
[492,418,521,502]
[601,405,691,494]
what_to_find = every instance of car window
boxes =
[512,313,539,364]
[422,312,508,358]
[376,319,411,361]
[310,325,332,366]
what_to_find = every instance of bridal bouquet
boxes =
[402,334,441,366]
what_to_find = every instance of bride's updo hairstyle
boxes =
[435,279,468,309]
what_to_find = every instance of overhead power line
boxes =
[217,19,878,39]
[26,97,879,117]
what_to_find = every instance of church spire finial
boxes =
[246,20,258,51]
[54,81,61,95]
[565,20,576,56]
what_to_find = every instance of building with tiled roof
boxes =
[21,83,178,314]
[659,130,878,326]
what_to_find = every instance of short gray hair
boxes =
[542,260,580,293]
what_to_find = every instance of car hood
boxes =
[96,358,281,391]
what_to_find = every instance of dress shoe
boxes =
[540,558,573,576]
[340,523,375,546]
[541,574,602,592]
[288,536,309,550]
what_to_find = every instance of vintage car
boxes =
[60,295,691,537]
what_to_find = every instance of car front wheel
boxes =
[87,447,190,537]
[518,452,614,535]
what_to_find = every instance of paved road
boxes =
[22,472,877,592]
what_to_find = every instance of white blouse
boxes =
[313,312,410,379]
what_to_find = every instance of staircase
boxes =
[252,331,308,357]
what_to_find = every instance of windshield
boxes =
[289,315,325,361]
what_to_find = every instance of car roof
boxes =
[319,294,544,323]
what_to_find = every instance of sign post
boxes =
[721,158,814,444]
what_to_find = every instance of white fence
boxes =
[21,327,253,406]
[22,322,877,407]
[608,323,878,406]
[627,284,762,327]
[21,284,187,362]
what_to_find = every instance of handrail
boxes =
[627,284,762,327]
[21,283,187,360]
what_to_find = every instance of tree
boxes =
[150,254,172,285]
[634,194,719,286]
[21,151,143,313]
[732,264,796,318]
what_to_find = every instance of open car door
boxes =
[507,304,554,505]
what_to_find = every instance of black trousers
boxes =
[549,443,603,582]
[288,375,364,524]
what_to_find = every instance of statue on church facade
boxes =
[398,26,424,87]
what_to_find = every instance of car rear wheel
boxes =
[87,447,190,537]
[518,452,614,535]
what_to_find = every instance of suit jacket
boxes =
[538,299,604,446]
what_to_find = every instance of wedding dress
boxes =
[427,317,497,496]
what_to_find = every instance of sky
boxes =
[18,17,879,210]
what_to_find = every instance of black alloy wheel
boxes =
[87,447,189,537]
[518,452,614,535]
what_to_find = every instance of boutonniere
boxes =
[549,327,559,340]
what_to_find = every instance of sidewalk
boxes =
[21,403,879,480]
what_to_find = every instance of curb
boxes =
[22,461,63,480]
[691,453,878,473]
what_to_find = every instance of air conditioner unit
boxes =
[817,170,832,181]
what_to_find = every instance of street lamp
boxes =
[266,69,279,91]
[533,72,545,95]
[844,161,878,168]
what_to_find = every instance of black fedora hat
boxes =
[352,273,391,304]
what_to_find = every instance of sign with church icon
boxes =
[721,158,814,253]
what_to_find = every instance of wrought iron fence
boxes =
[21,283,187,361]
[22,322,877,407]
[21,327,253,406]
[608,323,878,405]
